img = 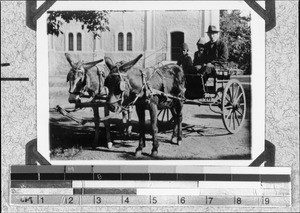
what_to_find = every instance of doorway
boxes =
[171,31,184,61]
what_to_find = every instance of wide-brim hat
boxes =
[206,25,220,33]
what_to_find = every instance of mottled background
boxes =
[1,1,299,212]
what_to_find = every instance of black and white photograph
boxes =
[2,1,299,212]
[36,1,265,164]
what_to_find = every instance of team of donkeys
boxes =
[65,53,185,157]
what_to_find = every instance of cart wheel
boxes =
[157,108,174,130]
[221,79,246,134]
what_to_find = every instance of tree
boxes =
[47,11,110,39]
[220,10,251,74]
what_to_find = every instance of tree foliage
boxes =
[220,10,251,74]
[47,11,110,39]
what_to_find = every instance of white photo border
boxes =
[37,1,265,166]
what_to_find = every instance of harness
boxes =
[96,65,109,99]
[62,66,186,123]
[143,67,185,102]
[108,66,185,112]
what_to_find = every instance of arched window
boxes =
[118,33,124,51]
[77,33,82,51]
[68,33,74,51]
[127,32,132,51]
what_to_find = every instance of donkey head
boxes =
[104,54,143,112]
[65,53,103,103]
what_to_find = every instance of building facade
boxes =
[48,10,219,76]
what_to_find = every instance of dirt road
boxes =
[50,89,251,160]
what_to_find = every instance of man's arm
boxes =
[218,41,229,63]
[193,52,197,66]
[187,55,193,67]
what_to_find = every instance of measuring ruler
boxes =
[10,165,291,206]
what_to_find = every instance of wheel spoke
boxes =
[235,92,243,103]
[167,109,169,121]
[232,111,236,130]
[234,111,240,126]
[226,96,232,105]
[234,85,240,101]
[236,108,243,116]
[230,111,234,128]
[231,83,235,102]
[226,110,233,127]
[227,87,233,102]
[162,109,166,121]
[238,103,245,111]
[225,96,232,104]
[226,109,233,120]
[157,110,162,117]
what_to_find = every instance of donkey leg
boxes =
[104,105,112,149]
[122,111,128,136]
[92,107,100,149]
[176,102,183,146]
[135,105,146,157]
[149,103,159,157]
[121,107,132,137]
[127,106,133,136]
[170,107,178,144]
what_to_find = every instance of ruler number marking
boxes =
[264,197,270,205]
[235,197,242,205]
[124,197,129,204]
[206,196,213,205]
[151,196,157,204]
[66,196,73,204]
[39,196,44,204]
[180,196,186,204]
[95,196,101,204]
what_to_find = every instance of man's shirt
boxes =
[177,53,193,74]
[204,39,229,63]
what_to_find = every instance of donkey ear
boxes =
[66,71,71,82]
[104,57,115,70]
[83,59,103,70]
[65,53,75,68]
[119,54,143,72]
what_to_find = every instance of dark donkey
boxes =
[65,53,112,149]
[104,54,185,157]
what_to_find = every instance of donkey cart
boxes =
[157,62,247,134]
[56,55,246,155]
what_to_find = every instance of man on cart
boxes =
[176,43,196,99]
[202,25,229,83]
[193,37,207,71]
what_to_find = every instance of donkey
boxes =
[65,53,132,149]
[104,54,185,157]
[65,53,108,103]
[65,53,112,149]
